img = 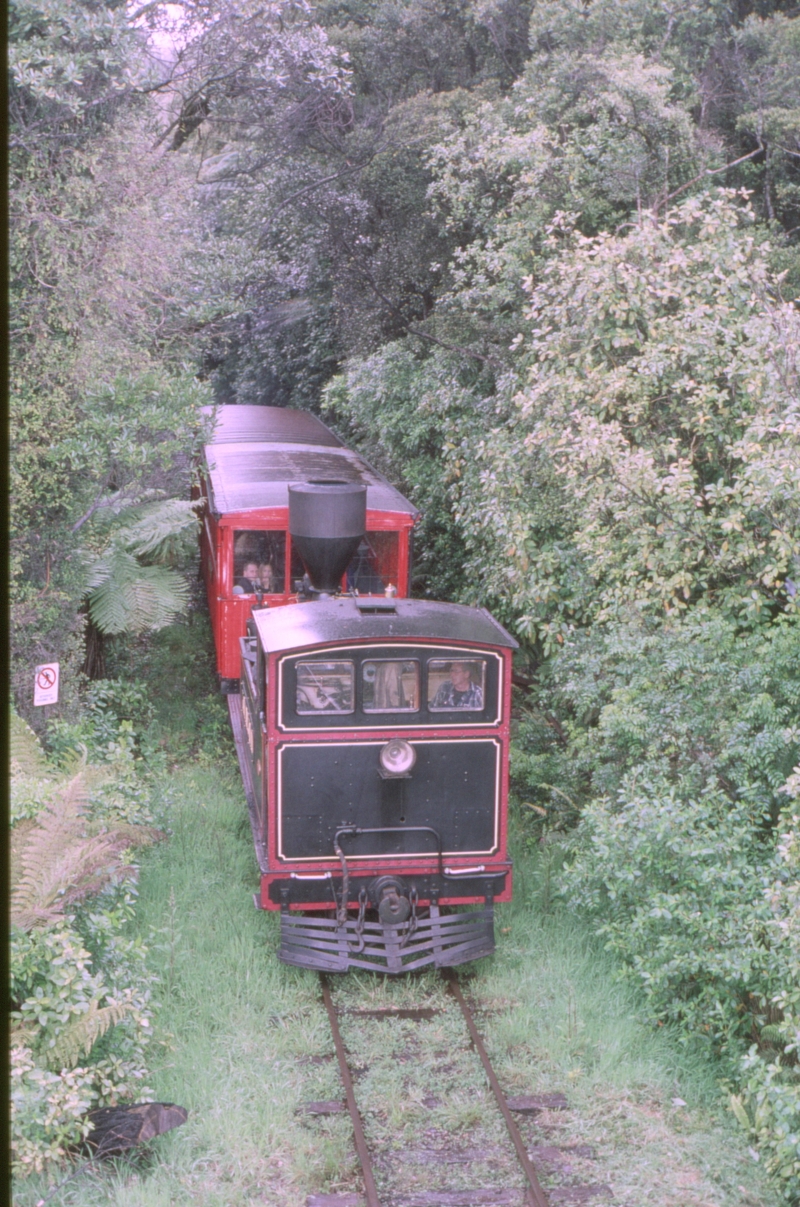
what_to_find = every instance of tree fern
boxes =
[113,498,200,561]
[85,548,190,635]
[87,486,167,525]
[82,497,199,635]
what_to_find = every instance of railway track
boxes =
[299,969,605,1207]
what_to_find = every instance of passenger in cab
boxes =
[234,561,260,594]
[258,561,275,593]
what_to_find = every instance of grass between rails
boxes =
[14,614,785,1207]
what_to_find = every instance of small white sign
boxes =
[34,662,60,706]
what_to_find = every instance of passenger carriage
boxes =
[198,405,417,688]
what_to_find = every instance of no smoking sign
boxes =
[34,662,60,706]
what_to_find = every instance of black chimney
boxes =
[289,480,367,597]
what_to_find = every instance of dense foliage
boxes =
[9,0,800,1197]
[9,704,161,1177]
[9,0,213,721]
[560,772,800,1198]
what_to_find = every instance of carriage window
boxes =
[233,531,286,595]
[362,660,419,713]
[427,659,486,711]
[296,661,354,714]
[290,541,306,591]
[347,531,399,595]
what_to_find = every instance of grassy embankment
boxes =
[15,611,783,1207]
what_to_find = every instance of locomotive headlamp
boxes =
[379,739,416,777]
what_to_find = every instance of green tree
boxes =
[9,2,211,721]
[457,193,799,638]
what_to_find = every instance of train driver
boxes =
[430,661,483,710]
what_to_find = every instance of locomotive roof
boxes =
[252,597,518,653]
[201,404,344,447]
[201,406,418,518]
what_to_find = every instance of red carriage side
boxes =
[197,405,418,685]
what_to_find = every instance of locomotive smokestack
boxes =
[289,480,366,597]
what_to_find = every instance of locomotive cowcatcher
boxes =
[200,406,517,973]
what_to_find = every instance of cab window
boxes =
[362,660,419,712]
[427,659,486,711]
[291,531,400,594]
[233,531,286,595]
[296,661,354,714]
[347,531,399,595]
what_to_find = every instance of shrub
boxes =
[559,772,800,1200]
[10,912,156,1179]
[10,1046,96,1177]
[47,678,155,767]
[559,779,779,1063]
[732,797,800,1201]
[9,712,158,1180]
[513,611,800,828]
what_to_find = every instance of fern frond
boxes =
[10,819,38,894]
[12,773,99,924]
[85,549,189,635]
[13,835,127,929]
[90,487,166,527]
[114,498,200,559]
[45,999,131,1070]
[11,773,158,929]
[84,546,134,592]
[86,820,164,848]
[10,713,49,780]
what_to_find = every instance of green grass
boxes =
[13,613,786,1206]
[482,885,777,1206]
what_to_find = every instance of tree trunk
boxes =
[83,616,106,680]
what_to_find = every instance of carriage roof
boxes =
[201,406,418,519]
[251,597,518,655]
[201,404,344,447]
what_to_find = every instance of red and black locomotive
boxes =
[199,405,517,973]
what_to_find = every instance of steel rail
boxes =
[319,974,381,1207]
[444,969,551,1207]
[319,968,551,1207]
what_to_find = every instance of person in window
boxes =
[431,661,483,709]
[258,561,275,593]
[297,683,338,710]
[234,561,260,594]
[346,538,384,594]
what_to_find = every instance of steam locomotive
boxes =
[199,405,516,973]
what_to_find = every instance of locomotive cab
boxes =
[229,481,516,973]
[234,597,516,973]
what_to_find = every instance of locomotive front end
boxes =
[234,483,517,973]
